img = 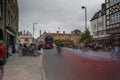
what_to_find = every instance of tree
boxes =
[54,39,73,46]
[72,29,81,35]
[79,28,92,43]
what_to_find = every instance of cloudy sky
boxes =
[18,0,105,38]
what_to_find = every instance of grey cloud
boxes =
[18,0,105,38]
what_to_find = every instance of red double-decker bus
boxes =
[42,35,53,49]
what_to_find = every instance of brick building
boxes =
[37,31,82,44]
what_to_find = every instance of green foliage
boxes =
[72,29,81,35]
[54,39,73,45]
[79,28,92,43]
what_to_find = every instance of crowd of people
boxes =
[0,40,44,80]
[8,42,43,57]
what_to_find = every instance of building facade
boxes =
[0,0,19,57]
[19,36,33,45]
[19,31,33,45]
[90,4,110,46]
[37,31,82,44]
[105,0,120,46]
[0,0,6,40]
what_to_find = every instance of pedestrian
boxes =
[15,44,19,53]
[38,42,43,56]
[81,42,85,53]
[115,46,120,60]
[0,40,6,79]
[18,44,22,56]
[22,44,28,56]
[29,44,33,56]
[8,45,12,56]
[111,46,115,59]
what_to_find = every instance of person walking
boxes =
[111,46,115,59]
[38,42,43,56]
[0,40,6,79]
[8,45,12,56]
[18,44,22,56]
[115,46,120,60]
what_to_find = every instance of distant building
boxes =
[26,31,32,36]
[19,35,33,45]
[37,31,82,44]
[105,0,120,46]
[19,30,33,45]
[90,3,110,46]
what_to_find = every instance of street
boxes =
[43,47,120,80]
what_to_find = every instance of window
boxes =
[94,24,96,29]
[116,12,119,22]
[110,15,112,24]
[110,12,120,24]
[110,0,120,6]
[0,0,2,18]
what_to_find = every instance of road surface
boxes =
[43,47,120,80]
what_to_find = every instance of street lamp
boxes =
[58,27,60,40]
[33,23,37,42]
[82,6,87,30]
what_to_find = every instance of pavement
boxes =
[2,48,119,80]
[64,48,119,61]
[3,54,47,80]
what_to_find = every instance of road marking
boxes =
[41,68,48,80]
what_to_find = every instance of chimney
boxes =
[101,3,106,10]
[23,30,25,35]
[40,30,41,36]
[57,31,59,34]
[63,31,65,34]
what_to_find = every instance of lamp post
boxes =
[33,23,37,42]
[58,27,60,40]
[82,6,87,30]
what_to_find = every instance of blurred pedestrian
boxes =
[8,45,12,56]
[111,46,116,59]
[15,44,19,53]
[38,42,43,56]
[18,44,22,56]
[0,40,6,79]
[57,43,61,55]
[22,44,28,56]
[115,46,120,60]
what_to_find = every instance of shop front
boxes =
[6,26,16,58]
[107,28,120,47]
